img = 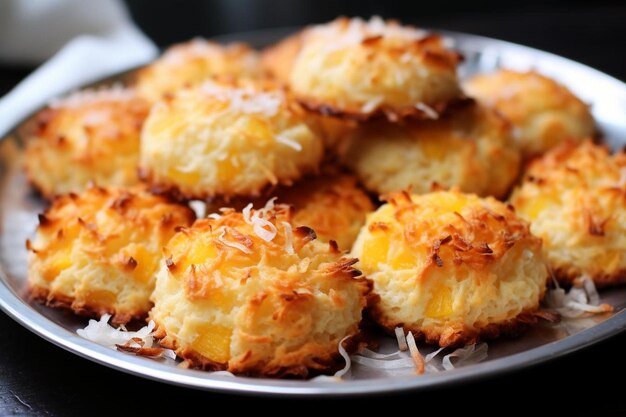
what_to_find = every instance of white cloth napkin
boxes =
[0,0,157,137]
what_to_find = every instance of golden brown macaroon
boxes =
[464,69,595,158]
[351,190,549,347]
[24,86,150,199]
[27,186,195,324]
[288,16,463,121]
[140,78,324,199]
[135,39,259,102]
[510,140,626,287]
[150,203,370,377]
[342,104,521,198]
[208,172,374,250]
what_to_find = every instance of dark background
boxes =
[2,1,626,415]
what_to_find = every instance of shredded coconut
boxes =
[424,347,445,373]
[441,343,488,370]
[334,335,352,378]
[189,200,207,218]
[351,354,415,369]
[406,332,425,374]
[414,102,439,119]
[275,134,303,151]
[281,221,295,255]
[201,81,282,117]
[217,229,253,254]
[77,314,155,347]
[544,275,613,318]
[76,314,176,359]
[310,16,428,52]
[351,341,485,375]
[242,203,253,224]
[357,348,408,360]
[161,348,178,360]
[251,210,277,242]
[394,327,408,351]
[242,200,279,242]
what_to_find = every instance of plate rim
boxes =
[1,27,626,397]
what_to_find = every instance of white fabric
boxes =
[0,0,157,137]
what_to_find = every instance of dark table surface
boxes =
[2,5,626,416]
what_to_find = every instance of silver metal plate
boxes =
[1,29,626,397]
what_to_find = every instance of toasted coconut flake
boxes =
[116,338,165,357]
[242,203,253,223]
[361,97,384,114]
[276,134,303,151]
[242,201,279,242]
[282,221,295,255]
[77,315,176,359]
[394,327,408,351]
[414,102,439,119]
[189,201,207,218]
[406,332,425,374]
[251,210,277,242]
[217,229,253,254]
[441,343,488,371]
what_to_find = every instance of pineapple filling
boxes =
[191,324,232,363]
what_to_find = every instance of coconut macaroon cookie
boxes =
[464,69,595,158]
[150,203,370,376]
[24,86,150,199]
[135,39,259,102]
[351,190,549,347]
[140,79,324,199]
[342,104,520,198]
[288,16,463,121]
[510,140,626,287]
[27,186,195,324]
